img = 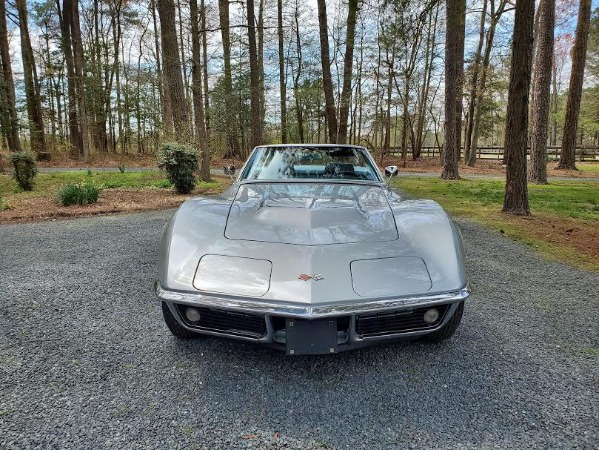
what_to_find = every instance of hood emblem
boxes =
[298,274,324,281]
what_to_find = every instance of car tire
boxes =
[425,301,464,343]
[161,302,199,339]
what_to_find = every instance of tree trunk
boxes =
[58,0,79,157]
[558,0,591,170]
[111,3,123,153]
[503,0,534,215]
[464,0,487,164]
[470,0,507,167]
[550,60,557,146]
[247,0,262,148]
[528,0,555,184]
[157,0,192,141]
[16,0,46,155]
[257,0,265,130]
[414,5,439,160]
[337,0,359,145]
[293,1,304,143]
[317,0,338,143]
[218,0,239,157]
[190,0,209,181]
[0,0,22,152]
[454,0,465,168]
[71,0,90,161]
[201,0,210,144]
[151,0,172,136]
[442,0,465,180]
[176,0,189,113]
[277,0,287,143]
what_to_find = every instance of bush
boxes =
[58,182,101,206]
[0,196,9,211]
[9,152,37,191]
[157,142,198,194]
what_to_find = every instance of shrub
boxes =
[157,142,198,194]
[58,182,100,206]
[9,152,37,191]
[118,164,126,174]
[0,196,9,211]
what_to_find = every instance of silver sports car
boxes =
[155,144,469,354]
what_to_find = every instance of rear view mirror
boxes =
[384,165,399,177]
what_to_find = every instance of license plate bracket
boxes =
[285,318,338,355]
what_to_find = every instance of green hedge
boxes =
[9,152,37,191]
[158,142,198,194]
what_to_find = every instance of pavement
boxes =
[0,211,597,449]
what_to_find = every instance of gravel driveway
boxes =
[1,210,597,449]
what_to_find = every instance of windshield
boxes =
[240,146,381,181]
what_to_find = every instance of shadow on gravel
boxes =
[153,315,547,448]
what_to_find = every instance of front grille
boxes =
[177,306,266,338]
[356,305,449,337]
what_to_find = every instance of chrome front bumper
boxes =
[155,281,469,318]
[155,282,470,352]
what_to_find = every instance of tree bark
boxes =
[0,0,21,152]
[528,0,555,184]
[558,0,591,170]
[247,0,262,147]
[70,0,90,161]
[464,0,487,164]
[470,0,507,167]
[292,1,304,143]
[218,0,239,157]
[337,0,359,145]
[16,0,46,155]
[157,0,192,141]
[151,0,172,136]
[257,0,265,130]
[454,0,465,168]
[277,0,287,143]
[442,0,465,180]
[503,0,534,215]
[201,0,210,144]
[414,5,439,160]
[317,0,338,143]
[57,0,82,159]
[190,0,209,181]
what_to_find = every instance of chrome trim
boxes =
[155,282,469,318]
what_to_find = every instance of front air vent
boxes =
[356,305,449,337]
[177,306,266,338]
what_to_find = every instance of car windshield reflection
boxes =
[240,146,381,182]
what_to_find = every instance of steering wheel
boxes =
[336,171,361,179]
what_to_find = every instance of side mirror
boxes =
[223,164,236,176]
[384,165,399,177]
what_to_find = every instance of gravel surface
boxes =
[1,210,597,449]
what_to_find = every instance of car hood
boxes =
[224,183,398,245]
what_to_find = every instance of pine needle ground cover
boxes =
[394,177,599,272]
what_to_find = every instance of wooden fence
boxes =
[388,146,599,161]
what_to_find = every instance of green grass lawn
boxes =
[578,163,599,173]
[0,170,222,200]
[394,177,598,221]
[394,176,599,271]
